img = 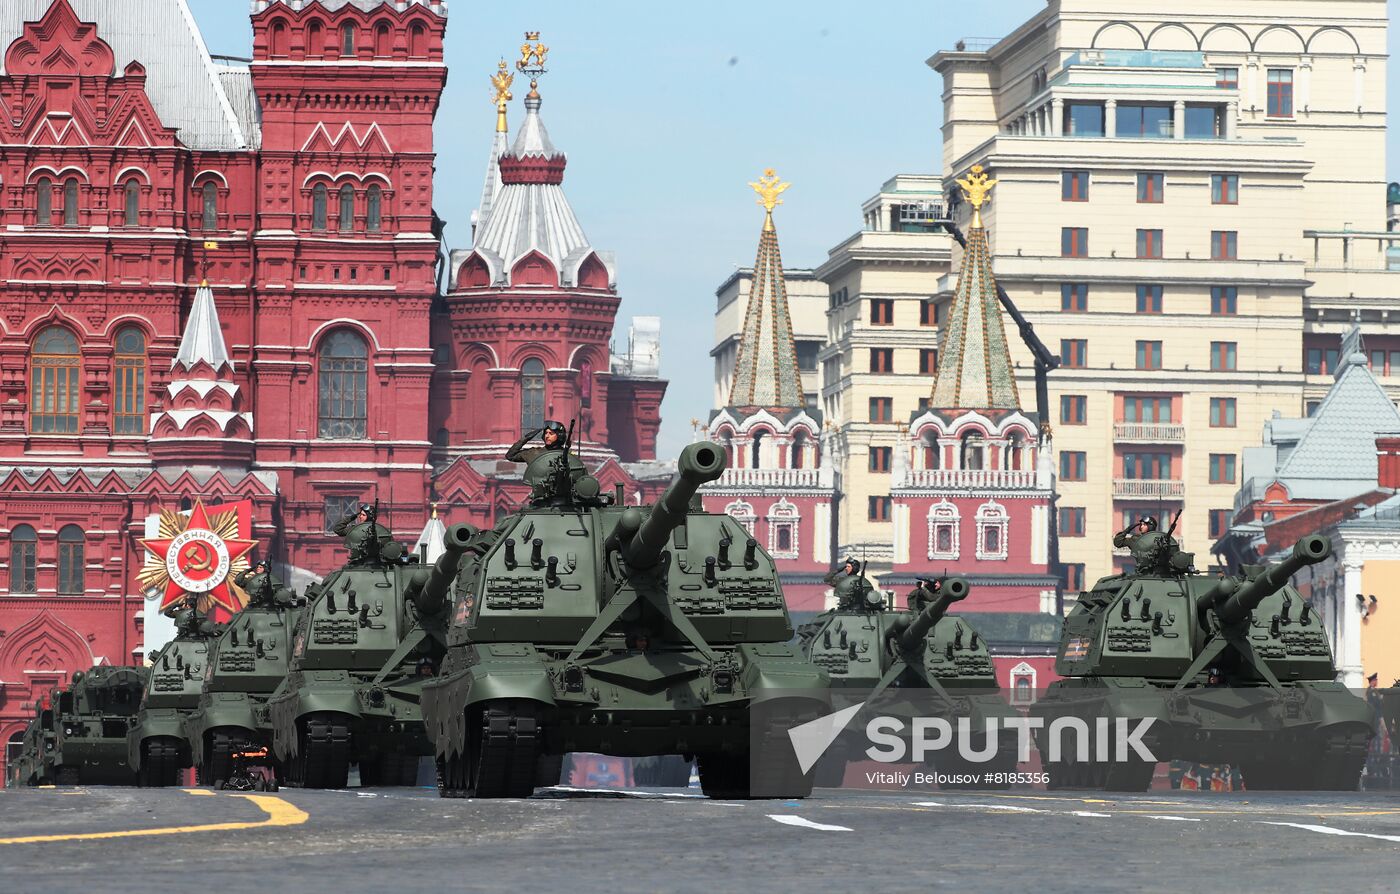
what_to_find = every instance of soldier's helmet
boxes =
[346,520,391,563]
[542,420,567,440]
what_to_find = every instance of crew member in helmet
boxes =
[823,557,869,610]
[333,502,376,538]
[506,421,568,465]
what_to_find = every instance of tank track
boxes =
[1043,726,1156,792]
[438,701,539,799]
[1243,728,1371,791]
[139,738,183,788]
[55,765,80,786]
[198,730,238,787]
[294,715,351,789]
[358,751,420,787]
[698,707,817,799]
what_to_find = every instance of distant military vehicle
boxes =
[1033,518,1373,791]
[798,575,1019,787]
[127,607,223,786]
[269,509,455,788]
[422,440,829,800]
[48,666,147,785]
[184,565,302,787]
[7,700,55,786]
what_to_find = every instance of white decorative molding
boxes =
[975,499,1010,561]
[767,498,800,559]
[927,499,960,561]
[1009,660,1037,705]
[723,499,756,535]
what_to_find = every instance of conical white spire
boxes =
[472,128,509,243]
[174,281,233,372]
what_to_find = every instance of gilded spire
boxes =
[955,164,997,229]
[749,168,790,232]
[490,60,513,133]
[929,211,1020,412]
[729,170,805,409]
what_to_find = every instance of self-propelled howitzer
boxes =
[1034,528,1373,791]
[799,576,1019,788]
[422,441,830,800]
[127,609,222,786]
[269,528,459,788]
[48,666,148,785]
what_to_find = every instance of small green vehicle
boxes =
[183,566,303,786]
[269,510,455,788]
[7,700,55,786]
[798,574,1019,787]
[1033,519,1374,791]
[422,440,830,800]
[48,666,148,785]
[127,607,223,786]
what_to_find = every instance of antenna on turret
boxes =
[1166,508,1183,538]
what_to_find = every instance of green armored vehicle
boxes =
[8,700,55,786]
[48,666,148,785]
[799,573,1019,787]
[184,563,303,786]
[269,505,455,788]
[1033,518,1373,791]
[127,607,223,786]
[422,439,830,800]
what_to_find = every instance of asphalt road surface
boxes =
[2,782,1398,893]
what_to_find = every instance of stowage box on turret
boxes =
[1032,520,1374,790]
[268,511,453,788]
[127,608,223,786]
[799,575,1020,787]
[422,441,830,799]
[183,567,303,786]
[48,666,148,785]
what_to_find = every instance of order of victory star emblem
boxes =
[138,498,257,618]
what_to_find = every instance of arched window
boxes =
[35,177,52,224]
[338,184,354,231]
[306,19,324,55]
[724,500,757,536]
[790,430,807,469]
[317,330,368,439]
[927,500,960,561]
[520,358,545,433]
[123,179,140,227]
[1004,431,1025,471]
[62,178,78,226]
[409,22,427,57]
[960,431,985,471]
[975,500,1009,561]
[6,729,24,768]
[366,184,382,232]
[9,524,36,593]
[374,22,391,56]
[340,22,356,56]
[269,20,288,56]
[751,430,766,469]
[30,326,80,434]
[201,182,217,230]
[312,184,328,231]
[57,525,84,595]
[922,431,941,470]
[112,327,146,434]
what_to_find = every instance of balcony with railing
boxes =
[712,466,834,490]
[899,468,1041,490]
[1113,422,1186,444]
[1113,478,1186,500]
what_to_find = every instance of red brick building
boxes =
[0,0,667,777]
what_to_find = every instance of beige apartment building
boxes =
[930,0,1400,583]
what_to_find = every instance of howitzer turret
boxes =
[404,522,475,617]
[620,440,726,569]
[888,577,970,654]
[1208,535,1331,625]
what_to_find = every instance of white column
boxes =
[1225,101,1238,139]
[1298,55,1313,115]
[1245,55,1260,114]
[1051,98,1064,136]
[1105,99,1117,137]
[1339,557,1365,688]
[1173,100,1185,139]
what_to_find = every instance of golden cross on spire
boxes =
[749,168,791,231]
[955,163,997,228]
[489,60,514,133]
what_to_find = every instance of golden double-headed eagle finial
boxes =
[955,163,997,228]
[749,168,791,231]
[490,60,514,132]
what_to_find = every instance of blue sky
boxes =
[186,0,1400,454]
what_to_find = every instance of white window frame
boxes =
[927,498,960,560]
[1009,661,1037,705]
[724,499,756,535]
[766,498,800,559]
[975,499,1009,561]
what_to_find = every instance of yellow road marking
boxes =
[0,791,307,845]
[183,788,214,796]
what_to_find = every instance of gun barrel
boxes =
[405,522,476,616]
[1194,575,1240,616]
[1215,535,1332,625]
[898,577,970,653]
[622,441,727,568]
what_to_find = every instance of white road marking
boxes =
[1073,812,1112,818]
[1261,822,1400,843]
[1147,815,1201,822]
[912,802,1044,813]
[767,815,852,832]
[911,801,943,807]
